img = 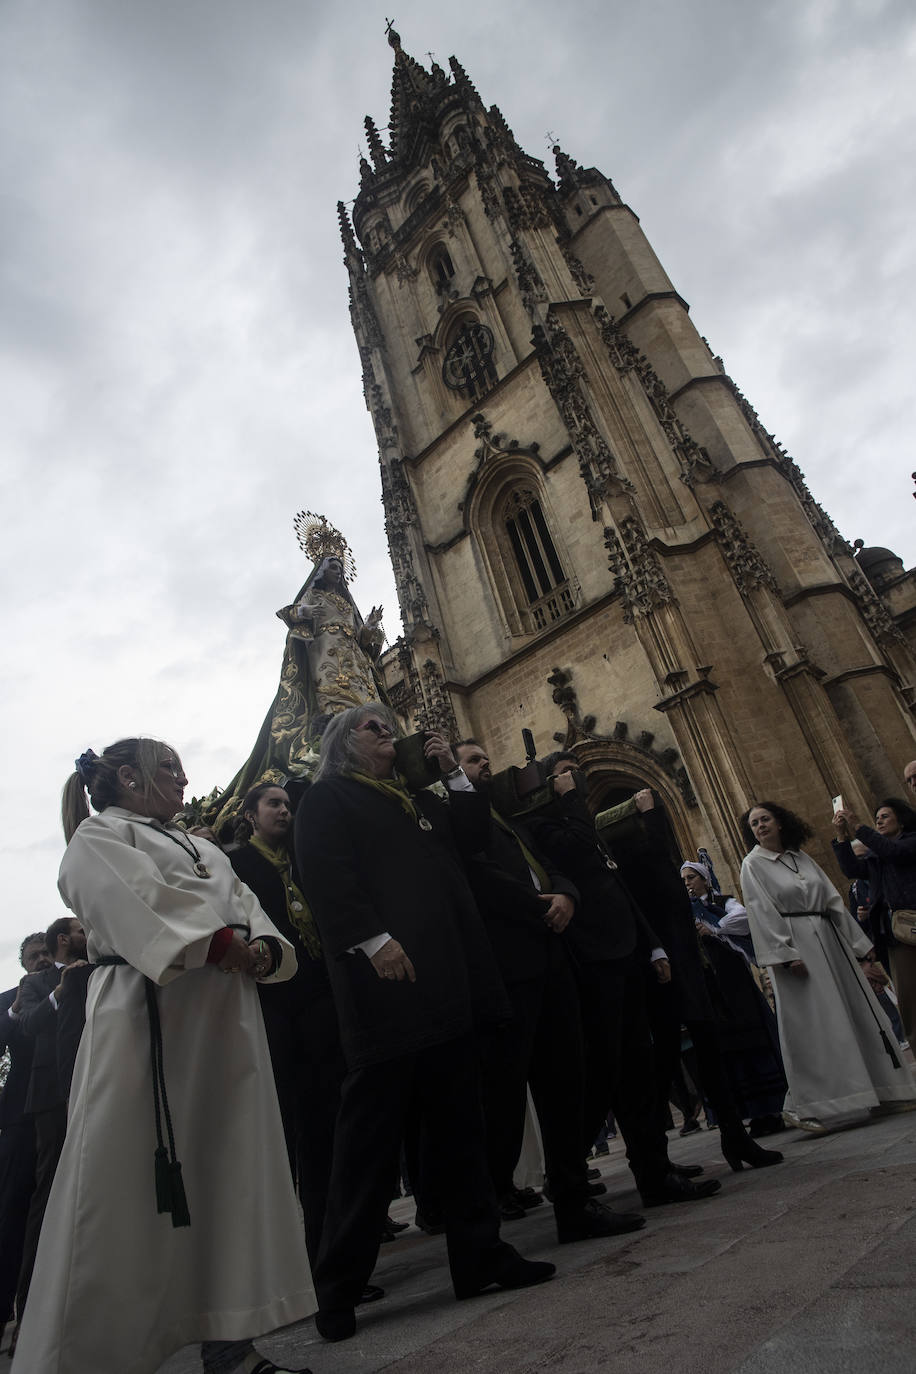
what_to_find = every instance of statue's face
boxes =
[323,557,344,588]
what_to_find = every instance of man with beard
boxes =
[453,740,645,1241]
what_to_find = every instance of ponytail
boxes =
[60,737,175,842]
[62,771,91,843]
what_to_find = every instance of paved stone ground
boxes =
[160,1110,916,1374]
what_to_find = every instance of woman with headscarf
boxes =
[740,801,916,1133]
[11,739,316,1374]
[679,856,786,1139]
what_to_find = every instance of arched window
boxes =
[501,488,574,629]
[429,244,455,294]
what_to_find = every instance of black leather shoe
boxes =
[640,1172,721,1207]
[315,1308,356,1342]
[414,1209,446,1235]
[453,1245,556,1299]
[557,1198,646,1243]
[499,1195,527,1220]
[669,1162,704,1178]
[357,1284,384,1304]
[586,1166,601,1179]
[512,1186,544,1210]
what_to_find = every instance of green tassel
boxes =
[169,1160,191,1228]
[154,1147,171,1214]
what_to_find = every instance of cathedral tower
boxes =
[337,29,916,883]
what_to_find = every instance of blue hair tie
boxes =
[75,748,99,782]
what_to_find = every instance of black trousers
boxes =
[575,955,671,1193]
[315,1033,505,1312]
[647,981,744,1137]
[0,1120,36,1322]
[261,985,346,1264]
[16,1104,66,1319]
[479,941,588,1212]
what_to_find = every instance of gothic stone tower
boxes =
[337,29,916,885]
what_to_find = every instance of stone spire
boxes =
[336,200,362,268]
[386,27,439,166]
[364,115,388,171]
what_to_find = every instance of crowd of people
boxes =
[2,712,916,1374]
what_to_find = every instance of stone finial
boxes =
[364,115,388,170]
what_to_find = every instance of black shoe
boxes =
[454,1245,556,1300]
[414,1209,446,1235]
[679,1118,701,1136]
[721,1132,784,1172]
[544,1178,606,1203]
[557,1198,646,1243]
[315,1308,356,1342]
[640,1172,721,1207]
[386,1214,409,1232]
[357,1284,384,1304]
[511,1186,544,1210]
[748,1114,788,1138]
[586,1165,601,1179]
[669,1162,704,1178]
[594,1140,610,1156]
[499,1195,527,1220]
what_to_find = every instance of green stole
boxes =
[348,770,420,823]
[248,833,321,960]
[489,807,552,893]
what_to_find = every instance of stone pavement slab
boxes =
[160,1113,916,1374]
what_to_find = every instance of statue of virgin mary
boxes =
[210,513,387,833]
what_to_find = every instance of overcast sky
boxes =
[1,0,914,987]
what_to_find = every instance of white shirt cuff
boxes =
[650,947,668,963]
[446,769,474,791]
[354,932,392,959]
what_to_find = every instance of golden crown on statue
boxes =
[293,511,357,581]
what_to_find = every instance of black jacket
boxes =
[230,841,332,1005]
[525,791,659,964]
[0,986,36,1126]
[461,804,580,985]
[294,778,509,1069]
[598,804,714,1023]
[16,967,65,1115]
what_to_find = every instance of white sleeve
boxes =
[719,896,750,937]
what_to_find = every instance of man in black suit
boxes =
[525,755,720,1208]
[0,933,53,1351]
[12,916,88,1329]
[454,740,645,1242]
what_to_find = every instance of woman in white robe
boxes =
[739,801,916,1132]
[11,739,316,1374]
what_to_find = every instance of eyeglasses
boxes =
[357,718,393,738]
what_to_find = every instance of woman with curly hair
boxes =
[739,802,916,1133]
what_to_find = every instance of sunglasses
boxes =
[357,718,393,738]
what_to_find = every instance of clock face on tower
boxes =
[442,322,495,392]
